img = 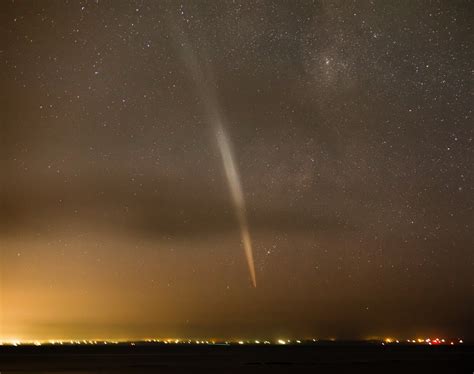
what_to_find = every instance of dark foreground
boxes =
[1,344,473,373]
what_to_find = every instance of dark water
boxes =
[1,344,473,373]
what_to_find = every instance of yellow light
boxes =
[277,339,286,345]
[238,341,244,345]
[255,340,260,344]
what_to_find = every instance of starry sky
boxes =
[1,0,473,341]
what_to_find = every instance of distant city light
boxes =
[0,336,464,346]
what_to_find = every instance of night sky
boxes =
[1,1,473,342]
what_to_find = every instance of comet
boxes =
[171,21,257,287]
[215,126,257,288]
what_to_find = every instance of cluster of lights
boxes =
[382,338,464,346]
[0,340,123,346]
[0,338,308,346]
[0,337,465,346]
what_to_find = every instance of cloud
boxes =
[1,172,351,239]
